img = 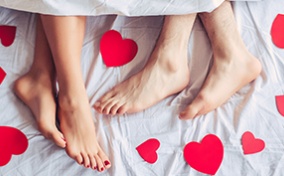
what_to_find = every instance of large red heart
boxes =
[100,30,138,67]
[276,95,284,116]
[136,138,160,164]
[0,126,28,166]
[0,67,6,85]
[183,134,224,175]
[242,131,265,155]
[271,14,284,48]
[0,25,16,47]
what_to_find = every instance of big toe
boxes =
[39,125,66,148]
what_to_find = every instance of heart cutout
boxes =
[0,126,28,166]
[271,14,284,48]
[0,25,17,47]
[276,95,284,116]
[100,30,138,67]
[242,131,265,155]
[0,67,6,85]
[136,138,160,164]
[183,134,224,175]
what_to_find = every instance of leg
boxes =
[40,15,110,171]
[179,1,261,119]
[94,14,196,115]
[14,16,66,148]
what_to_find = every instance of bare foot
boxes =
[94,41,190,115]
[13,71,66,148]
[58,93,111,171]
[179,49,262,119]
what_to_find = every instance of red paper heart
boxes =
[271,14,284,48]
[0,126,28,166]
[242,131,265,155]
[0,25,16,47]
[100,30,138,67]
[0,67,6,85]
[136,138,160,164]
[183,134,224,175]
[276,95,284,116]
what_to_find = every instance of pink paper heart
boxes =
[271,14,284,48]
[100,30,138,67]
[0,67,6,85]
[183,134,224,175]
[0,25,16,47]
[242,131,265,155]
[0,126,28,166]
[276,95,284,116]
[136,138,160,164]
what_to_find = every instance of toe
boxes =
[98,150,111,169]
[94,154,104,172]
[110,103,123,115]
[117,104,128,115]
[104,99,119,115]
[89,154,97,170]
[67,151,83,165]
[50,131,66,148]
[82,153,90,168]
[38,125,66,148]
[98,97,115,114]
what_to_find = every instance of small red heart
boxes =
[100,30,138,67]
[276,95,284,116]
[0,25,17,47]
[0,126,28,166]
[271,14,284,48]
[0,67,6,85]
[242,131,265,155]
[136,138,160,164]
[183,134,224,175]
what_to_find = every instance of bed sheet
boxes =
[1,0,284,175]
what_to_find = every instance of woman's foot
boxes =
[14,71,66,148]
[94,39,190,115]
[179,48,262,119]
[58,93,111,171]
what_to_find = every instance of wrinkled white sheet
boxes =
[0,0,259,16]
[1,0,284,175]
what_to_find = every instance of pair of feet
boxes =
[94,38,262,119]
[13,34,261,171]
[13,71,111,172]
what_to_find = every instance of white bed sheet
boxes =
[1,0,284,175]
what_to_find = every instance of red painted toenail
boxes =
[104,161,110,166]
[101,167,104,171]
[87,165,90,168]
[93,166,97,170]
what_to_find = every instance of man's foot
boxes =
[13,71,66,148]
[179,48,262,119]
[94,40,190,115]
[58,93,111,171]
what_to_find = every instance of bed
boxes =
[1,0,284,175]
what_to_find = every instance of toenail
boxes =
[93,166,97,170]
[87,165,90,168]
[104,160,110,166]
[101,167,104,171]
